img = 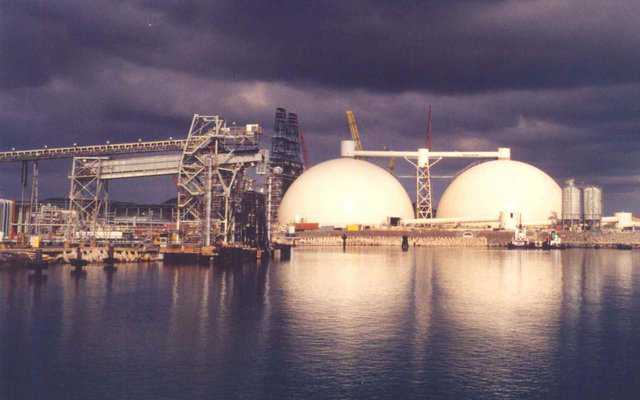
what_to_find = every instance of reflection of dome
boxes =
[437,160,561,225]
[278,158,414,227]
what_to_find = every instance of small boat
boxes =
[508,239,530,249]
[616,244,633,250]
[508,227,530,249]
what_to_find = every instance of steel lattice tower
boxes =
[266,108,304,237]
[416,106,434,219]
[416,164,433,219]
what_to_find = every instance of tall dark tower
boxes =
[267,108,304,237]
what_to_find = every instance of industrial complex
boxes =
[1,107,639,269]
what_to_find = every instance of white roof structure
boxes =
[436,159,561,226]
[278,158,414,227]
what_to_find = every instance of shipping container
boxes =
[294,222,319,231]
[345,224,360,232]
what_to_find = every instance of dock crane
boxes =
[384,145,396,174]
[346,110,398,173]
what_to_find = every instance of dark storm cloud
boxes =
[4,0,640,92]
[0,0,639,212]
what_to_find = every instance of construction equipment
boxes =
[345,111,363,151]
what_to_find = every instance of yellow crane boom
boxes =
[383,145,396,174]
[345,110,363,151]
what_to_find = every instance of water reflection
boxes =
[1,248,640,399]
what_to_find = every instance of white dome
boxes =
[437,159,561,226]
[278,158,414,227]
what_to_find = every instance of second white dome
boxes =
[437,159,561,226]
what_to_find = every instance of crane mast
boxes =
[345,111,363,151]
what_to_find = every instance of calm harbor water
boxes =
[1,248,640,399]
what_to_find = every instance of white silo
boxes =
[561,179,581,226]
[583,186,603,228]
[0,199,14,241]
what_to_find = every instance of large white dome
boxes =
[437,159,561,226]
[278,158,414,227]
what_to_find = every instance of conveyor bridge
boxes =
[96,151,268,180]
[0,139,187,162]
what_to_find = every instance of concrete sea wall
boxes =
[560,231,640,247]
[61,247,161,263]
[294,229,513,248]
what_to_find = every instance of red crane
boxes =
[299,128,310,170]
[426,105,432,150]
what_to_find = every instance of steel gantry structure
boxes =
[0,137,188,236]
[340,140,511,219]
[1,115,267,246]
[175,115,264,246]
[67,147,268,242]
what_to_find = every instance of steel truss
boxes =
[409,157,441,220]
[177,114,262,246]
[68,157,109,235]
[0,139,187,162]
[416,165,433,219]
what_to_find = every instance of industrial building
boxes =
[0,107,639,258]
[276,136,638,238]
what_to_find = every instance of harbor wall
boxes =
[294,229,513,247]
[560,231,640,247]
[61,247,161,263]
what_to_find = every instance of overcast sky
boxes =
[1,0,639,213]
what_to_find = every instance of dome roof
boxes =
[437,159,561,225]
[278,158,414,227]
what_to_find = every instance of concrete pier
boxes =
[62,246,162,264]
[292,229,514,248]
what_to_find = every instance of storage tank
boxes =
[0,199,15,241]
[278,158,414,228]
[436,160,561,226]
[561,179,581,225]
[583,186,603,227]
